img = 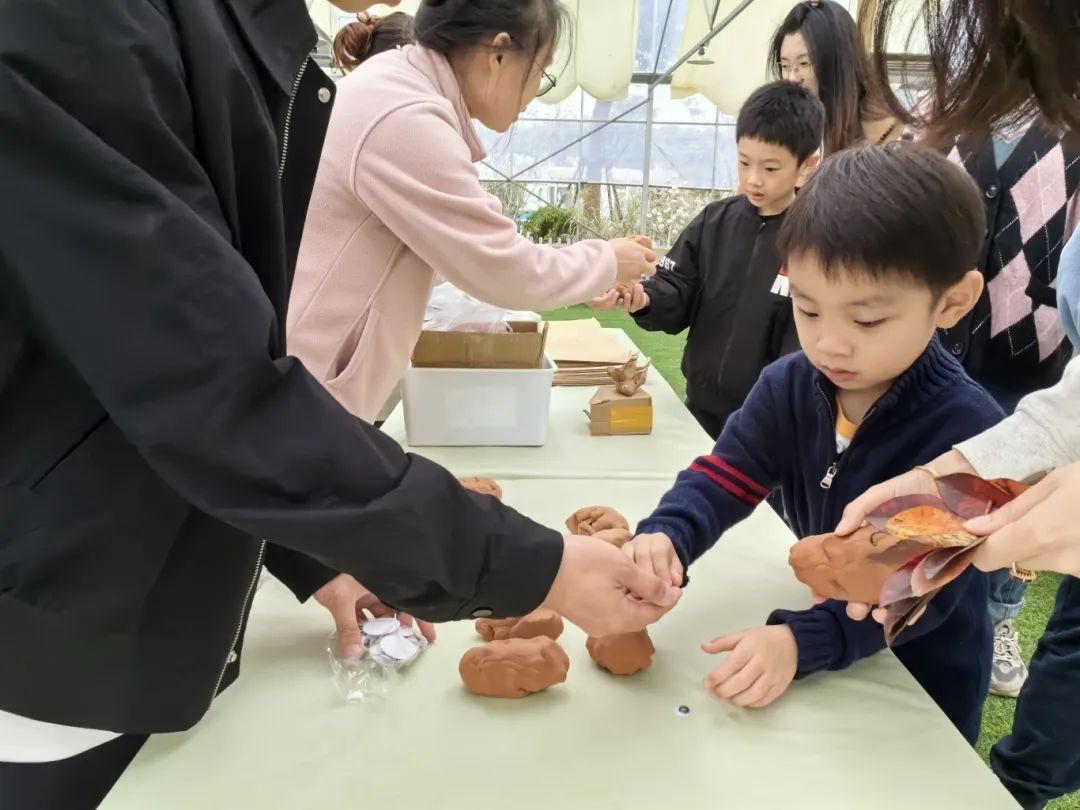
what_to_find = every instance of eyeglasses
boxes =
[778,59,814,79]
[535,61,557,97]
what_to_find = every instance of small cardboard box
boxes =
[588,385,653,436]
[411,321,548,369]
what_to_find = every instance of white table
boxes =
[380,329,713,481]
[103,478,1015,809]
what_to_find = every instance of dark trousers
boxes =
[0,733,147,810]
[991,576,1080,809]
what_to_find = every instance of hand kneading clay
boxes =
[475,609,564,642]
[565,506,631,548]
[586,630,655,676]
[458,477,503,500]
[459,637,570,698]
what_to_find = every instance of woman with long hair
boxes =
[769,0,899,154]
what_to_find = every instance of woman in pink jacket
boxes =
[289,0,656,423]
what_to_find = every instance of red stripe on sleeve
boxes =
[699,455,768,496]
[688,462,761,506]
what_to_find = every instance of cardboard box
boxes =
[411,321,548,369]
[588,385,653,436]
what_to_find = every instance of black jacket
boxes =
[0,0,561,734]
[633,196,798,435]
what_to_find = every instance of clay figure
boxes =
[565,506,631,548]
[458,477,503,500]
[475,608,564,642]
[586,630,655,676]
[459,637,570,698]
[607,354,651,396]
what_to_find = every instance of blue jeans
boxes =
[991,576,1080,808]
[988,568,1029,624]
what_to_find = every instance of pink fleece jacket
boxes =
[287,46,616,423]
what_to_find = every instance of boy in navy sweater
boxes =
[626,146,1003,743]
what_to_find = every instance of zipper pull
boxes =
[820,462,839,489]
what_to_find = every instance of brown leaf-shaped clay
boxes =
[607,354,651,396]
[788,526,928,604]
[459,637,570,698]
[565,506,630,538]
[866,494,949,530]
[475,609,564,642]
[458,477,503,501]
[586,630,655,676]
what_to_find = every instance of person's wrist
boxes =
[930,449,978,477]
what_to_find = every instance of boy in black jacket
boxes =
[624,146,1002,743]
[592,82,824,438]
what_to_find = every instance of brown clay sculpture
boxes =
[565,506,631,548]
[607,354,651,396]
[458,477,503,500]
[459,637,570,698]
[789,473,1034,645]
[475,608,565,642]
[586,630,655,676]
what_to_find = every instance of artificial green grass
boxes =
[542,305,1078,808]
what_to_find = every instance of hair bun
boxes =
[333,13,381,73]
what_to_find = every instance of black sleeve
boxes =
[262,547,339,604]
[632,209,708,335]
[0,0,562,622]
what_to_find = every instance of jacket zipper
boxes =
[277,59,308,181]
[815,381,878,492]
[210,57,307,707]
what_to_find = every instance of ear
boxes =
[795,153,820,186]
[934,269,984,329]
[489,32,512,69]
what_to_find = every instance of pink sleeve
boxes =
[352,102,616,311]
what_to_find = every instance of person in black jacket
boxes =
[0,1,680,805]
[593,82,825,439]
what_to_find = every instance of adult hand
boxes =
[833,449,977,621]
[622,532,684,587]
[543,535,682,637]
[610,236,657,284]
[315,573,436,660]
[966,463,1080,578]
[587,288,621,311]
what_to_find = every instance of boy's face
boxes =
[787,252,979,398]
[737,137,817,216]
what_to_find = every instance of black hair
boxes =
[769,1,886,155]
[333,12,414,74]
[415,0,567,71]
[736,81,826,163]
[777,145,986,295]
[859,0,1079,145]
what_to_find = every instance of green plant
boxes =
[522,205,578,242]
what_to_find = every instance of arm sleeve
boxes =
[0,0,562,622]
[632,211,707,334]
[955,356,1080,479]
[635,369,786,567]
[352,103,616,311]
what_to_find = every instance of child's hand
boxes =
[623,282,650,313]
[587,288,621,311]
[622,532,684,586]
[701,625,798,708]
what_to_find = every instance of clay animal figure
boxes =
[459,637,570,698]
[458,477,503,500]
[475,609,564,642]
[586,630,655,676]
[565,506,631,548]
[607,354,651,396]
[789,473,1033,645]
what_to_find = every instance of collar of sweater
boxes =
[812,335,964,423]
[402,45,486,163]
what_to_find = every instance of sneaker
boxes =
[990,619,1029,698]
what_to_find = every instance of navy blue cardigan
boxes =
[638,338,1004,742]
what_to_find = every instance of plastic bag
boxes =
[424,283,511,333]
[326,618,429,703]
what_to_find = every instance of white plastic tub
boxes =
[402,355,555,447]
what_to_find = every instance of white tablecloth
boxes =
[103,478,1015,809]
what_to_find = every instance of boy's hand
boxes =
[587,288,621,311]
[702,625,798,708]
[622,532,684,587]
[623,282,650,313]
[587,283,650,313]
